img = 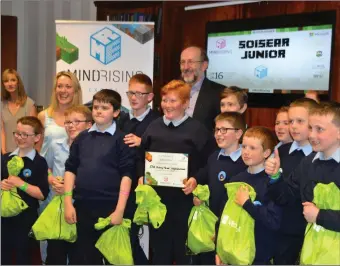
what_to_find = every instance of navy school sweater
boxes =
[277,142,315,236]
[64,128,136,209]
[269,152,340,232]
[1,152,49,210]
[228,170,282,264]
[137,117,216,216]
[196,150,247,216]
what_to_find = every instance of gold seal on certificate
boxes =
[144,151,189,188]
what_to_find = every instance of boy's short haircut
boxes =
[277,106,289,115]
[17,116,44,135]
[129,73,153,93]
[93,89,121,111]
[310,102,340,127]
[215,112,246,133]
[64,105,93,122]
[220,86,248,107]
[161,80,190,103]
[244,126,278,154]
[289,97,319,112]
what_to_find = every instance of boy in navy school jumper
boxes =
[266,102,340,251]
[192,112,247,265]
[1,116,49,265]
[137,80,216,265]
[120,74,159,264]
[271,98,318,265]
[42,105,92,265]
[274,106,293,149]
[63,89,136,265]
[216,126,282,265]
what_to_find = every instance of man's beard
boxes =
[181,70,198,85]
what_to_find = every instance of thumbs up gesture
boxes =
[265,149,281,177]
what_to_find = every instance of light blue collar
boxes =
[247,166,265,175]
[129,106,151,122]
[289,141,313,156]
[163,114,189,127]
[217,145,242,162]
[10,148,36,161]
[274,141,283,150]
[88,122,116,136]
[312,148,340,163]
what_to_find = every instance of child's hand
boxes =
[51,178,64,195]
[302,202,320,223]
[138,176,144,185]
[1,179,15,191]
[182,177,197,195]
[235,185,250,206]
[7,175,24,188]
[216,254,227,265]
[265,149,281,176]
[110,210,124,225]
[124,133,141,147]
[193,196,203,206]
[64,202,77,224]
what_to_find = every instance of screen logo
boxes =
[254,65,268,79]
[90,27,121,65]
[316,51,323,57]
[216,39,226,49]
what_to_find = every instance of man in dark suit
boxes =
[180,46,224,133]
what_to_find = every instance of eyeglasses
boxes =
[179,60,203,67]
[126,91,150,98]
[64,120,89,127]
[13,131,36,139]
[214,127,239,134]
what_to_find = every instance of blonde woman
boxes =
[37,71,82,156]
[1,69,37,154]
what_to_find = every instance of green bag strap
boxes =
[193,185,210,202]
[7,156,24,176]
[94,217,132,231]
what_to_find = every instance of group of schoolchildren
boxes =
[1,72,339,265]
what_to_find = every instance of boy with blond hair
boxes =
[41,105,92,265]
[269,97,318,265]
[216,126,281,265]
[266,102,340,262]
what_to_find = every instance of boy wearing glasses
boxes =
[193,112,247,264]
[1,116,49,265]
[120,73,159,148]
[120,74,159,264]
[40,105,92,265]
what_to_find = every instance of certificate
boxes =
[144,151,189,188]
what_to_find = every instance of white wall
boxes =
[1,0,97,107]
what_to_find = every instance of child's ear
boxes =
[34,134,42,144]
[236,129,244,140]
[113,109,120,119]
[263,148,272,159]
[239,103,248,114]
[147,92,154,103]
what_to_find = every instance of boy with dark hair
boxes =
[216,126,281,265]
[63,89,136,265]
[274,106,293,149]
[266,102,340,262]
[193,112,247,264]
[1,116,49,265]
[220,86,248,114]
[270,97,318,265]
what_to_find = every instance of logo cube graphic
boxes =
[216,39,226,49]
[56,34,79,64]
[90,27,121,65]
[254,65,268,79]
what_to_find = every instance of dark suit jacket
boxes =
[192,77,224,133]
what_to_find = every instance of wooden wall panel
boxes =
[1,16,17,74]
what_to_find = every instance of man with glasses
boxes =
[180,46,224,133]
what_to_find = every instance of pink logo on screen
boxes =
[216,39,226,49]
